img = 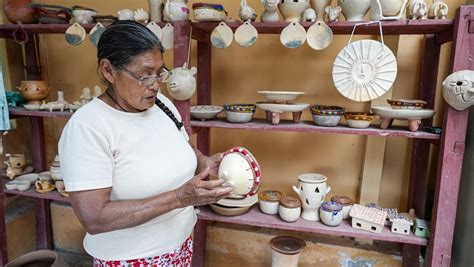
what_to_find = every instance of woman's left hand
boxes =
[203,153,223,177]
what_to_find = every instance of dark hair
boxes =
[97,21,183,130]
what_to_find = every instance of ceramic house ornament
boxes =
[349,204,388,234]
[325,6,342,22]
[261,0,281,22]
[370,0,409,21]
[293,173,331,221]
[414,218,431,238]
[390,215,413,235]
[218,147,261,197]
[211,22,233,49]
[240,0,258,22]
[407,0,428,19]
[161,23,174,50]
[442,70,474,111]
[429,0,448,19]
[166,63,197,101]
[164,0,190,22]
[280,22,306,48]
[234,21,258,47]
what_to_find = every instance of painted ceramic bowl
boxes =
[218,147,261,197]
[331,195,354,220]
[387,99,427,110]
[190,105,223,121]
[209,203,251,216]
[259,190,285,215]
[310,105,345,127]
[320,201,343,227]
[193,3,228,21]
[279,196,301,222]
[344,112,376,129]
[224,104,256,123]
[16,80,49,105]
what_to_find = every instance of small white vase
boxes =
[311,0,332,21]
[337,0,371,21]
[148,0,164,22]
[380,0,404,16]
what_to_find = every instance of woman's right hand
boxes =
[174,167,234,207]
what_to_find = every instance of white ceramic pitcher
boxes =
[293,173,331,221]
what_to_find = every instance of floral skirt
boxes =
[93,236,193,267]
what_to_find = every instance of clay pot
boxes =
[3,0,37,24]
[259,190,285,215]
[380,0,404,16]
[320,201,343,226]
[331,195,354,219]
[16,80,50,105]
[269,236,306,267]
[337,0,371,21]
[278,196,301,222]
[279,0,311,22]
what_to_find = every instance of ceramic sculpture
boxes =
[428,0,448,19]
[148,0,165,22]
[70,87,93,110]
[261,0,281,22]
[325,6,342,22]
[279,0,311,22]
[134,8,150,23]
[269,236,306,267]
[40,91,71,112]
[117,9,134,20]
[192,3,228,21]
[407,0,428,19]
[414,218,430,238]
[16,80,49,105]
[293,173,331,221]
[310,0,331,21]
[35,180,55,193]
[442,70,474,111]
[166,63,197,101]
[370,0,409,20]
[337,0,371,21]
[164,0,190,22]
[303,8,317,22]
[218,147,261,197]
[390,215,413,235]
[240,0,258,21]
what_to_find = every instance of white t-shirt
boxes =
[58,93,197,261]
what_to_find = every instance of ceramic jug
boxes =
[337,0,371,21]
[3,0,36,24]
[164,0,190,22]
[293,173,331,221]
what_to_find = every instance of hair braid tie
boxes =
[155,98,184,130]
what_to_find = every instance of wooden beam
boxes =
[0,186,7,266]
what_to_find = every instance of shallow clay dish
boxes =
[217,194,258,207]
[190,105,223,121]
[257,91,305,103]
[209,203,251,216]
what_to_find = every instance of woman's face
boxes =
[107,48,165,112]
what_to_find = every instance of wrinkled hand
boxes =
[204,153,223,177]
[174,167,233,207]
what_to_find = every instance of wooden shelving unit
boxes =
[0,7,472,267]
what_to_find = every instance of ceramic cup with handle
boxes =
[292,173,331,221]
[35,180,54,191]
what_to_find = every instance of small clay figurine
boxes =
[240,0,257,22]
[442,70,474,111]
[134,8,150,23]
[166,63,197,101]
[324,6,342,22]
[407,0,428,20]
[303,8,317,22]
[428,0,448,19]
[261,0,280,22]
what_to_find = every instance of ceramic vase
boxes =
[292,173,331,221]
[337,0,371,21]
[279,0,311,22]
[3,0,37,24]
[164,0,190,22]
[379,0,404,16]
[311,0,332,21]
[149,0,164,22]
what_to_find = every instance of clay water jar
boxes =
[3,0,37,24]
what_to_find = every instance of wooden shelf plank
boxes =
[192,20,453,35]
[2,179,69,203]
[197,205,428,246]
[190,118,440,140]
[9,107,73,118]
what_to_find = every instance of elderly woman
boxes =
[58,21,233,266]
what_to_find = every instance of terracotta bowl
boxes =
[344,112,375,129]
[218,147,261,197]
[16,80,49,104]
[310,105,345,127]
[387,99,427,110]
[209,203,251,216]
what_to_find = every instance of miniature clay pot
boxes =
[16,80,50,105]
[320,201,344,226]
[269,236,306,267]
[278,197,301,222]
[293,173,331,221]
[259,190,285,215]
[344,112,375,129]
[337,0,371,21]
[3,0,37,24]
[310,105,344,127]
[279,0,311,22]
[331,195,354,219]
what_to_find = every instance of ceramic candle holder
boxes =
[293,173,331,221]
[320,201,343,226]
[310,105,345,127]
[16,80,49,105]
[259,190,285,215]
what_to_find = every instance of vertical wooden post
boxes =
[402,34,441,267]
[427,6,473,266]
[172,21,191,133]
[0,185,7,266]
[192,40,212,267]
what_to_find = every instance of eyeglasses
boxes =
[120,65,170,86]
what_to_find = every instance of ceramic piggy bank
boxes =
[166,63,197,100]
[164,0,190,22]
[442,70,474,111]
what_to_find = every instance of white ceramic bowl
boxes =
[257,91,305,103]
[346,119,371,129]
[310,106,345,127]
[16,181,32,191]
[312,114,342,127]
[225,111,254,123]
[320,201,343,227]
[190,105,223,121]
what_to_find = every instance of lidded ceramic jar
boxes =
[337,0,371,21]
[331,195,354,219]
[279,0,311,22]
[320,201,343,226]
[269,236,306,267]
[278,196,301,222]
[218,147,261,197]
[259,190,285,215]
[293,173,331,221]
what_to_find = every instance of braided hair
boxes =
[97,20,183,130]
